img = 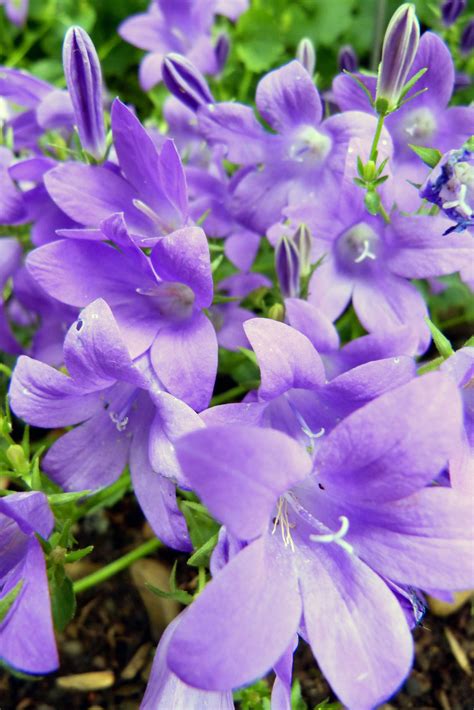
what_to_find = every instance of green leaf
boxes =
[146,561,194,605]
[0,580,24,623]
[64,545,94,564]
[187,532,219,568]
[235,8,284,73]
[49,567,76,632]
[181,501,220,550]
[409,144,442,169]
[425,319,454,359]
[464,335,474,347]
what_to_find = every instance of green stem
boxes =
[369,114,386,162]
[73,538,162,594]
[378,201,391,224]
[210,380,259,406]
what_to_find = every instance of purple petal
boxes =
[256,60,322,132]
[317,373,463,501]
[244,318,326,400]
[168,535,302,689]
[308,256,354,322]
[150,312,217,411]
[285,298,340,353]
[175,425,311,540]
[139,52,164,91]
[197,103,268,164]
[0,68,51,108]
[0,491,53,538]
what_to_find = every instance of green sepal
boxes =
[397,67,428,103]
[180,500,220,550]
[417,356,445,375]
[212,294,240,304]
[342,70,374,106]
[64,545,94,564]
[464,335,474,347]
[409,144,442,169]
[187,532,219,568]
[0,580,24,623]
[374,97,389,116]
[146,560,194,606]
[49,566,76,632]
[425,319,454,359]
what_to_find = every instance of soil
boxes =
[1,495,473,710]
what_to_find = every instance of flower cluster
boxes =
[0,2,473,709]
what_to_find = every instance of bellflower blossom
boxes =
[9,298,198,552]
[194,60,387,234]
[0,236,23,354]
[168,365,470,709]
[0,492,58,674]
[119,0,247,91]
[26,213,218,412]
[43,99,189,244]
[0,0,28,26]
[285,175,472,352]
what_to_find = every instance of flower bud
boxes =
[441,0,466,26]
[215,33,230,73]
[162,53,214,112]
[454,71,471,91]
[460,19,474,55]
[293,224,312,277]
[296,38,316,76]
[275,233,300,299]
[338,45,358,73]
[375,3,420,113]
[63,26,106,160]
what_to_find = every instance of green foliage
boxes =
[0,580,24,623]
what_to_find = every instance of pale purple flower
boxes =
[0,236,23,355]
[0,0,28,26]
[0,492,58,674]
[9,298,196,551]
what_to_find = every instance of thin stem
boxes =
[378,201,391,224]
[210,380,259,406]
[369,114,386,162]
[73,538,162,594]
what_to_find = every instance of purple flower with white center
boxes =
[9,298,197,551]
[62,27,106,160]
[43,99,189,244]
[439,347,474,493]
[167,362,470,708]
[119,0,247,91]
[211,272,271,351]
[0,491,58,674]
[285,176,472,353]
[142,615,235,709]
[0,0,28,26]
[26,213,217,411]
[332,32,474,209]
[195,60,386,234]
[419,147,474,234]
[0,67,73,151]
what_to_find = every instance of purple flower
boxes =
[0,492,58,674]
[275,232,300,299]
[162,52,215,112]
[166,334,469,707]
[43,99,189,243]
[26,213,217,411]
[0,0,28,26]
[0,147,26,225]
[9,298,196,551]
[0,237,23,355]
[296,38,316,76]
[338,44,358,73]
[285,176,472,352]
[119,0,246,91]
[0,67,73,151]
[460,19,474,54]
[142,615,234,709]
[441,0,466,26]
[420,147,474,233]
[195,60,383,233]
[62,27,106,160]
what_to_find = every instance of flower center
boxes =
[136,281,195,320]
[272,497,296,551]
[402,108,436,144]
[337,222,379,270]
[288,125,332,165]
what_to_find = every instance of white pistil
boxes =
[272,497,295,552]
[354,239,376,263]
[310,515,354,554]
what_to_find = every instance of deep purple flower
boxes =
[43,99,189,243]
[162,52,215,112]
[0,0,28,26]
[275,233,300,299]
[338,44,358,73]
[460,19,474,54]
[441,0,466,26]
[214,33,230,73]
[285,176,472,352]
[0,492,58,674]
[0,147,26,225]
[63,27,106,160]
[0,237,23,354]
[195,60,384,233]
[0,67,73,151]
[9,298,196,551]
[419,147,473,233]
[119,0,247,91]
[26,213,217,411]
[166,326,469,707]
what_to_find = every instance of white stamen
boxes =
[354,239,376,263]
[272,497,295,552]
[442,184,471,218]
[110,412,129,432]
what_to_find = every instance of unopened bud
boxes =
[63,27,106,160]
[162,53,214,112]
[275,234,300,299]
[215,33,230,73]
[460,19,474,55]
[6,444,29,475]
[293,224,312,277]
[338,45,358,73]
[268,303,285,322]
[441,0,466,26]
[376,3,420,112]
[296,38,316,76]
